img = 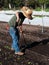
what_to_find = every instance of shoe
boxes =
[15,52,24,55]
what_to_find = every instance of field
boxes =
[0,24,49,65]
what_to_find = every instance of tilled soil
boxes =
[0,24,49,65]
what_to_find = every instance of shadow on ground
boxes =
[20,38,49,52]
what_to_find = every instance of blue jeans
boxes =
[9,27,20,52]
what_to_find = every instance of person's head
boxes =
[21,6,33,19]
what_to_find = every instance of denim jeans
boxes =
[9,27,20,52]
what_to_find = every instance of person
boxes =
[6,6,32,55]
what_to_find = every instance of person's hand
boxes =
[19,26,23,33]
[6,24,10,30]
[20,30,23,33]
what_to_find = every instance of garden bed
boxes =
[0,24,49,65]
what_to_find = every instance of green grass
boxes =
[35,7,41,11]
[45,8,49,12]
[4,46,11,49]
[35,7,49,12]
[0,62,2,65]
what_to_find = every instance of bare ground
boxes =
[0,24,49,65]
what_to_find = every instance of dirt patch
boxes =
[0,24,49,65]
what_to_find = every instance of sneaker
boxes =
[15,52,24,55]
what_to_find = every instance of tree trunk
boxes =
[44,3,46,10]
[41,5,43,10]
[9,3,11,9]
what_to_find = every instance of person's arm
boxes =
[16,12,20,22]
[16,12,23,32]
